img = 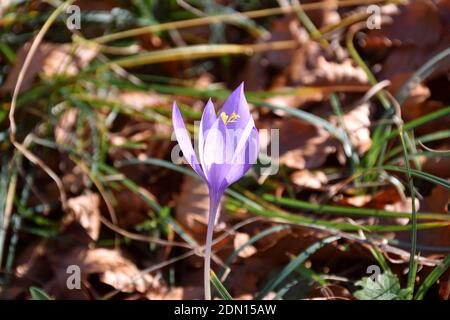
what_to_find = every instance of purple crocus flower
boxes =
[172,83,259,299]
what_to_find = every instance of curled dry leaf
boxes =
[50,247,160,294]
[65,193,101,241]
[291,170,328,189]
[84,248,158,293]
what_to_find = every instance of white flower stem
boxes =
[204,193,220,300]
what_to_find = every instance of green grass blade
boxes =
[263,194,450,221]
[29,287,52,300]
[210,271,233,300]
[414,255,450,300]
[382,166,450,189]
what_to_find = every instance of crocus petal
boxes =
[172,102,205,179]
[217,82,250,132]
[199,99,216,179]
[202,83,260,191]
[202,115,229,192]
[223,127,259,187]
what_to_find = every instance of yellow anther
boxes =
[220,111,240,124]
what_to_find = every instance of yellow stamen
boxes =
[220,111,240,124]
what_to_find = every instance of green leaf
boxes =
[354,272,410,300]
[29,286,52,300]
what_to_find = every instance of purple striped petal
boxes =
[223,127,259,187]
[199,99,216,179]
[172,102,205,179]
[202,115,228,192]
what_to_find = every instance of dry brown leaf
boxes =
[287,25,367,86]
[65,193,101,241]
[338,194,373,207]
[118,91,168,112]
[174,176,226,240]
[1,42,97,94]
[234,232,257,259]
[389,72,431,109]
[1,42,51,93]
[41,43,98,77]
[422,185,450,214]
[339,187,416,226]
[365,0,442,48]
[49,247,160,294]
[264,15,299,70]
[291,170,328,189]
[421,143,450,178]
[54,108,78,146]
[388,73,450,137]
[264,91,324,115]
[175,176,210,235]
[111,189,150,229]
[338,103,372,155]
[414,185,450,251]
[364,0,450,79]
[293,56,368,86]
[88,249,155,293]
[274,117,337,170]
